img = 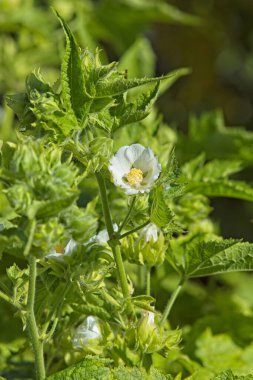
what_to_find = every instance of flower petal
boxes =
[125,144,145,165]
[64,239,77,255]
[143,223,159,242]
[134,147,155,171]
[109,146,131,177]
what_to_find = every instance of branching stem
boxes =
[0,289,21,309]
[119,221,149,240]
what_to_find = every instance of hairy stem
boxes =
[159,279,184,327]
[118,196,136,233]
[95,172,130,299]
[26,221,45,380]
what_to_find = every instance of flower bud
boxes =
[122,223,166,268]
[72,316,102,354]
[137,311,181,354]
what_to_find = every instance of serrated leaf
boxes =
[168,235,253,278]
[111,82,160,131]
[159,148,180,186]
[188,180,253,202]
[95,73,176,99]
[212,371,253,380]
[113,366,145,380]
[56,12,86,120]
[191,242,253,277]
[47,357,112,380]
[149,367,173,380]
[150,187,172,227]
[5,93,28,118]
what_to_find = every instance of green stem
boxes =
[95,172,130,299]
[146,267,151,296]
[118,196,136,233]
[119,221,150,240]
[139,266,146,292]
[159,279,184,327]
[0,289,21,309]
[42,281,72,341]
[26,221,45,380]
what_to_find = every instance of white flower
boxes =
[46,239,77,260]
[142,223,159,242]
[88,224,118,244]
[72,316,101,349]
[109,144,161,195]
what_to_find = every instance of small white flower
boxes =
[72,316,101,349]
[46,239,77,260]
[142,223,159,242]
[88,224,118,244]
[109,144,161,195]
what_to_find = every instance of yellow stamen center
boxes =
[54,244,65,254]
[126,168,143,186]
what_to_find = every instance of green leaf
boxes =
[168,234,253,278]
[212,371,253,380]
[111,82,160,131]
[113,366,145,380]
[95,72,178,99]
[149,368,173,380]
[150,187,172,227]
[191,241,253,277]
[47,357,112,380]
[158,148,180,186]
[188,180,253,202]
[182,155,253,201]
[56,12,86,120]
[5,92,29,118]
[182,154,242,181]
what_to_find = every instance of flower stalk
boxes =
[118,196,136,233]
[159,278,184,327]
[95,172,130,299]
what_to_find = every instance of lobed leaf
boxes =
[150,187,173,228]
[56,11,86,120]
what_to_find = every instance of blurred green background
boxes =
[1,0,253,242]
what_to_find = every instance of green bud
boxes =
[72,316,103,355]
[137,311,181,354]
[5,183,32,214]
[33,218,66,258]
[122,223,166,268]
